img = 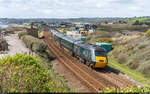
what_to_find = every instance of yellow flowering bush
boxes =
[0,54,69,93]
[101,85,150,93]
[146,28,150,37]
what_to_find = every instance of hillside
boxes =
[87,28,150,78]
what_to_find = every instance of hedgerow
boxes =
[0,54,69,93]
[18,31,28,39]
[21,35,47,53]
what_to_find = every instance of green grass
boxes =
[131,17,148,22]
[56,27,71,31]
[108,58,150,85]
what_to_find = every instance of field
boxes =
[131,17,148,22]
[56,27,71,31]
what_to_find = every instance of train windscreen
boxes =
[95,51,106,57]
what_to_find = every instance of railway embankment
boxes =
[0,32,70,93]
[43,30,149,93]
[87,28,150,85]
[2,25,150,93]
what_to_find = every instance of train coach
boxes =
[50,30,108,68]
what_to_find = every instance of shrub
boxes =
[128,61,140,69]
[22,35,47,53]
[0,54,69,93]
[127,45,134,51]
[98,38,113,43]
[0,28,2,32]
[0,39,8,51]
[146,28,150,37]
[117,54,127,64]
[140,64,150,77]
[111,49,119,58]
[101,85,150,93]
[18,31,28,39]
[138,45,146,49]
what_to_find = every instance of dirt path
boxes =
[0,34,30,59]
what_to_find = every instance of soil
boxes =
[0,34,30,59]
[53,60,91,92]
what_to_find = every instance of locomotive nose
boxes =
[94,56,107,68]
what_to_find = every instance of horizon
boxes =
[0,16,149,19]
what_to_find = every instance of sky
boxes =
[0,0,149,18]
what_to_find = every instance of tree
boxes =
[133,20,140,25]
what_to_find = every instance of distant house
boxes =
[88,29,95,34]
[107,22,113,25]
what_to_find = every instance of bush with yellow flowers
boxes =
[0,54,69,93]
[146,28,150,37]
[101,85,150,93]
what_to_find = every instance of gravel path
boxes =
[0,34,30,59]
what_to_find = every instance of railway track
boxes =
[43,31,132,92]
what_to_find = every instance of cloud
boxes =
[0,0,149,18]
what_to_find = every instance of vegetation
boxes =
[18,31,28,39]
[98,38,113,43]
[131,17,148,22]
[21,35,47,53]
[108,58,149,84]
[0,28,2,32]
[87,29,150,84]
[0,54,69,93]
[0,38,8,51]
[146,28,150,37]
[56,27,71,31]
[101,85,150,93]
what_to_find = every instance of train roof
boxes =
[51,30,76,43]
[74,41,106,52]
[51,30,106,52]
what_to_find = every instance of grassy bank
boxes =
[108,58,150,84]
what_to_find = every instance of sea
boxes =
[0,24,9,29]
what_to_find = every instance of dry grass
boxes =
[117,54,127,64]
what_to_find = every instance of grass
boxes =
[108,58,150,85]
[56,27,71,31]
[131,17,148,22]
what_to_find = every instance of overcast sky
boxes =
[0,0,149,18]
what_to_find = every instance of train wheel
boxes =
[90,64,95,69]
[83,60,86,64]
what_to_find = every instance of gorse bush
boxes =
[146,28,150,37]
[22,35,47,53]
[0,54,69,93]
[101,85,150,93]
[98,38,113,43]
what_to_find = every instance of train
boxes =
[50,30,108,68]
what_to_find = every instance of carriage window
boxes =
[95,51,106,57]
